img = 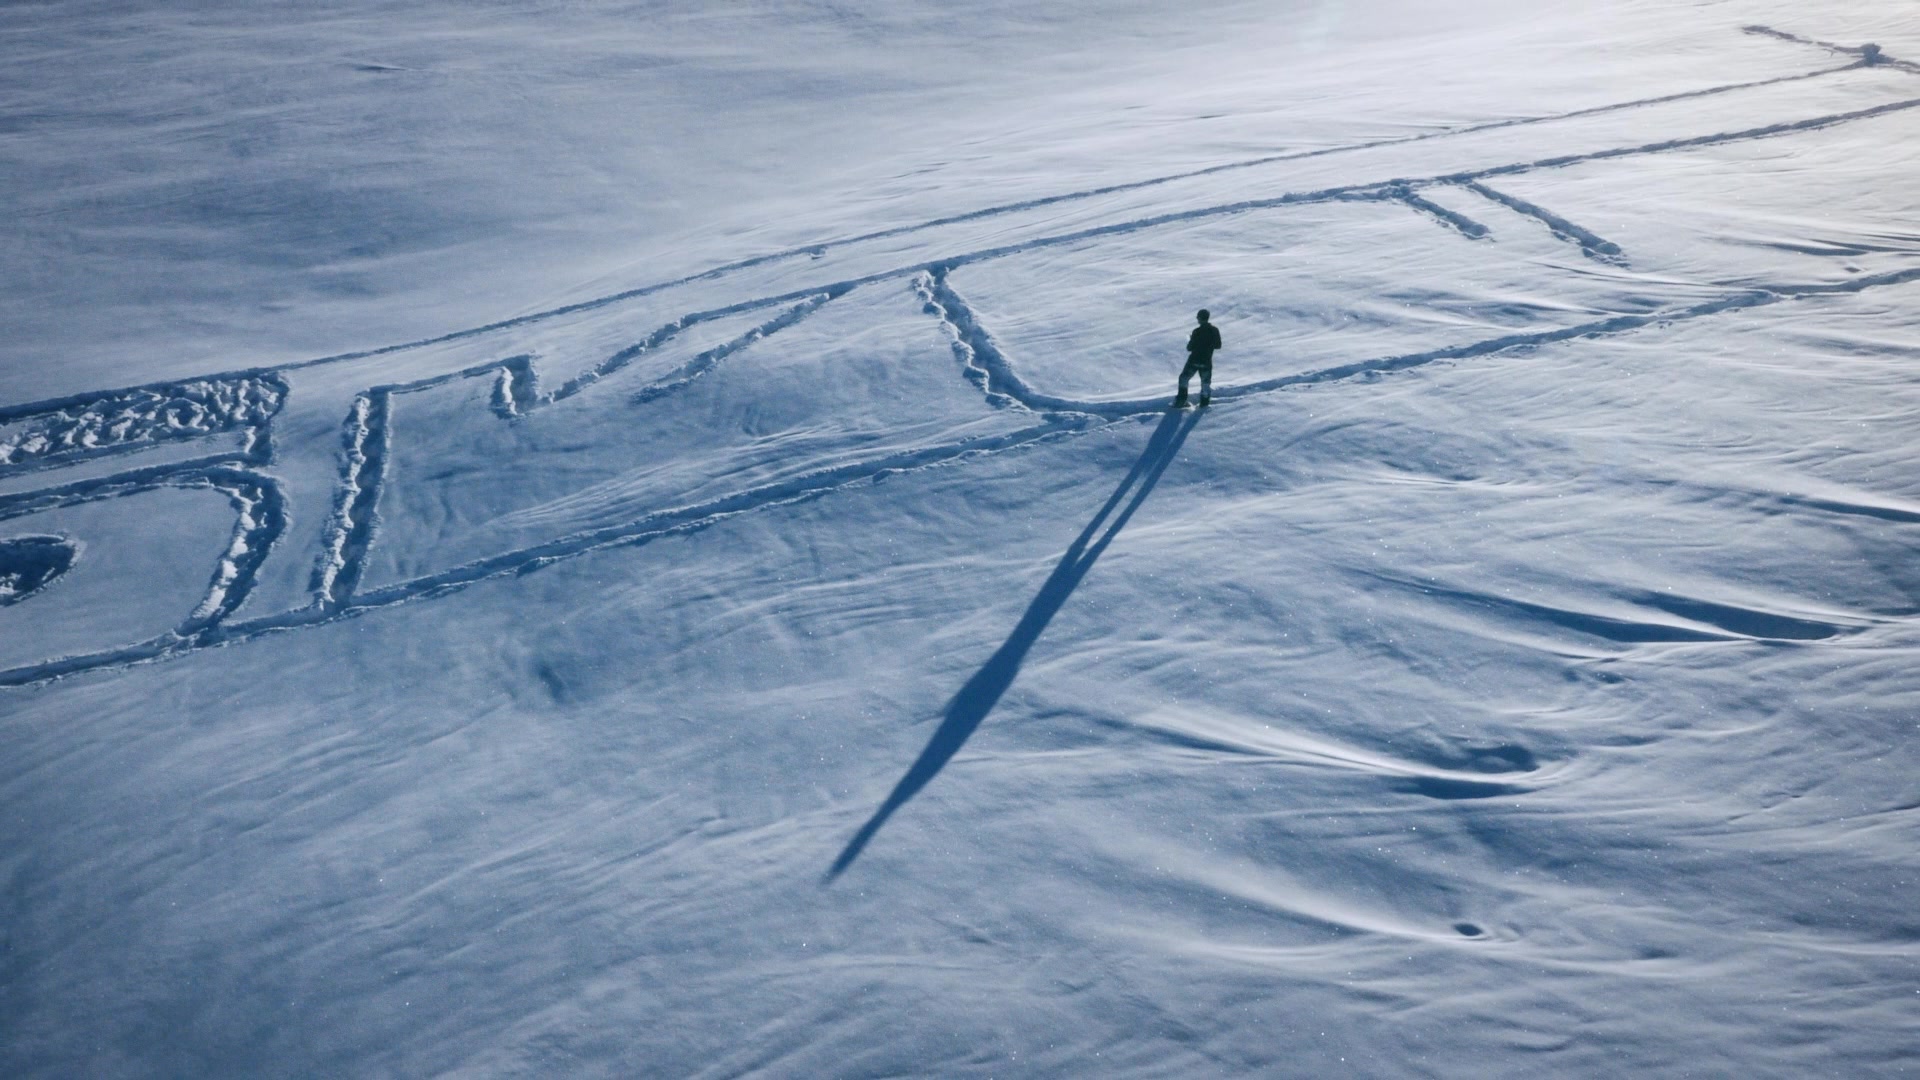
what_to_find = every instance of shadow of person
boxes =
[827,408,1203,881]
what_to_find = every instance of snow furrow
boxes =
[0,466,286,686]
[0,374,285,472]
[1394,186,1491,239]
[1458,180,1625,262]
[310,391,392,610]
[629,289,847,407]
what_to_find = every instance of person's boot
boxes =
[1173,390,1189,408]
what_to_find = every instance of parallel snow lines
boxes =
[74,43,1855,387]
[193,416,1081,656]
[631,289,849,406]
[6,63,1906,420]
[612,89,1920,338]
[0,463,287,687]
[307,288,850,615]
[8,39,1920,685]
[1457,180,1624,263]
[1214,264,1920,402]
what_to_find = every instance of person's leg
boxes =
[1199,360,1212,402]
[1176,356,1199,402]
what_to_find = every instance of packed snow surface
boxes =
[4,1,1919,1075]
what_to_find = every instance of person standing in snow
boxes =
[1175,308,1221,408]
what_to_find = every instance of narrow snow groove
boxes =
[1393,185,1491,238]
[1409,579,1742,645]
[915,270,1114,415]
[1471,93,1920,178]
[630,288,847,406]
[13,80,1913,420]
[546,320,694,403]
[341,421,1083,610]
[1460,180,1623,261]
[302,290,842,613]
[35,55,1835,389]
[186,470,288,629]
[0,419,1087,687]
[1774,492,1920,526]
[914,273,1002,404]
[1744,24,1920,75]
[0,639,182,688]
[310,390,392,609]
[1220,265,1920,400]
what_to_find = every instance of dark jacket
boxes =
[1187,323,1222,357]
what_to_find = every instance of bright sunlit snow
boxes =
[4,1,1918,1075]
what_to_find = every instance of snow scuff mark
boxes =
[0,375,285,471]
[0,535,77,606]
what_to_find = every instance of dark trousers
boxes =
[1178,352,1213,399]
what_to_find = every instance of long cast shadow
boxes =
[827,408,1202,881]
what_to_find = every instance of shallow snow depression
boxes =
[3,2,1919,1075]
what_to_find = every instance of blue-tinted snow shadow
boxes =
[827,407,1202,881]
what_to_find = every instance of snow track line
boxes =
[6,266,1920,687]
[928,264,1920,413]
[308,287,849,613]
[0,54,1857,407]
[1,420,1075,686]
[1216,265,1920,401]
[630,289,847,406]
[311,390,391,609]
[7,77,1914,422]
[1392,185,1490,239]
[1457,180,1624,262]
[0,465,285,687]
[916,270,1113,416]
[259,71,1900,375]
[1744,24,1920,75]
[554,73,1920,363]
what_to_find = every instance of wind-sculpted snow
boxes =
[2,31,1919,686]
[6,12,1920,1078]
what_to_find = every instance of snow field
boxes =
[4,3,1920,1076]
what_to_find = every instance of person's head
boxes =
[1196,309,1210,324]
